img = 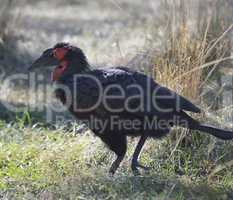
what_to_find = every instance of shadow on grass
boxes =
[40,173,233,200]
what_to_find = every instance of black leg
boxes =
[99,132,127,175]
[131,135,150,175]
[109,155,125,174]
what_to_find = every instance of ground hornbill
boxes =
[29,43,233,175]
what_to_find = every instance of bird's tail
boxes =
[177,111,233,140]
[195,124,233,140]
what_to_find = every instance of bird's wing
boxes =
[153,84,201,113]
[132,70,201,113]
[62,68,201,117]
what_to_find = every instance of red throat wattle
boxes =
[52,47,69,81]
[51,61,68,81]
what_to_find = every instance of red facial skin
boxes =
[52,48,68,81]
[51,61,68,81]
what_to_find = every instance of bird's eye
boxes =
[53,49,58,58]
[42,48,54,57]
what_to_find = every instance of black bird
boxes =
[29,43,233,175]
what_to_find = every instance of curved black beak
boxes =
[28,48,60,71]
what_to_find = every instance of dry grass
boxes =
[151,0,233,102]
[153,25,203,100]
[153,24,233,101]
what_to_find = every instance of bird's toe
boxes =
[132,168,141,176]
[131,161,150,175]
[136,163,151,171]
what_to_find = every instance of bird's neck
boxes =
[68,58,92,74]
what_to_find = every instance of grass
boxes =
[0,115,233,199]
[152,19,232,102]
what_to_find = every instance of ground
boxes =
[0,114,233,199]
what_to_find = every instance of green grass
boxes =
[0,118,233,200]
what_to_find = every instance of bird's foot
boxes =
[131,161,151,175]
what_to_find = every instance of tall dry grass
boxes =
[153,25,203,100]
[153,24,233,102]
[152,0,233,102]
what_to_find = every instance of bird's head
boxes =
[28,43,89,81]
